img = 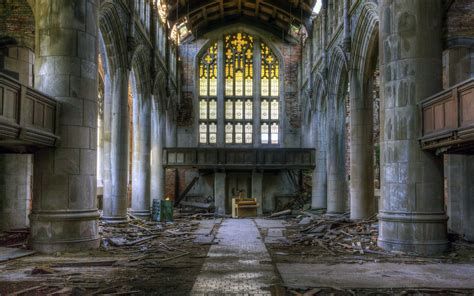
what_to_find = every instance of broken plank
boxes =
[51,260,117,267]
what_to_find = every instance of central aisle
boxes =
[191,218,277,295]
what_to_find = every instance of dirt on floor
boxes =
[261,211,474,296]
[0,213,218,296]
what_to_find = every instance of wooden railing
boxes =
[420,78,474,152]
[163,148,316,169]
[0,73,60,148]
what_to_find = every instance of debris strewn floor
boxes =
[0,214,219,295]
[1,213,474,295]
[261,211,474,295]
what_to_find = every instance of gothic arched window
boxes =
[199,42,218,144]
[198,32,280,146]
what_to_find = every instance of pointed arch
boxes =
[99,2,129,73]
[351,2,379,80]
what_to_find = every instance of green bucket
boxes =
[152,199,173,222]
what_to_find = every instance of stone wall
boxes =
[0,154,33,231]
[0,45,34,86]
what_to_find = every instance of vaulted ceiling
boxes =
[167,0,316,39]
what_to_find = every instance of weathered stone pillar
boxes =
[131,93,151,218]
[0,154,33,231]
[30,0,100,253]
[214,172,226,215]
[150,96,165,202]
[326,92,346,213]
[350,73,375,219]
[378,0,448,254]
[312,104,327,209]
[102,68,130,223]
[252,171,263,215]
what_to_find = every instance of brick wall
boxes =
[445,0,474,40]
[0,0,35,49]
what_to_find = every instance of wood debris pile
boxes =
[0,229,29,248]
[288,212,383,255]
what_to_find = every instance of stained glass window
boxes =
[199,42,218,144]
[261,43,279,97]
[261,98,279,144]
[260,42,280,145]
[198,33,281,146]
[224,33,254,144]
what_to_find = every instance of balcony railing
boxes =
[163,148,316,170]
[0,73,60,148]
[420,78,474,152]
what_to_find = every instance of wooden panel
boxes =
[444,99,457,129]
[44,105,54,132]
[434,103,445,131]
[3,88,18,121]
[423,106,434,134]
[461,87,474,127]
[24,97,34,125]
[33,101,44,127]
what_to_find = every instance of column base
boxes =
[29,210,100,254]
[378,211,449,255]
[102,215,129,224]
[129,209,151,220]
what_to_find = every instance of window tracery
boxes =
[198,33,280,146]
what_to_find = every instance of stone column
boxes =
[350,73,375,219]
[252,171,263,215]
[0,154,33,231]
[312,103,327,209]
[102,67,130,223]
[151,97,165,202]
[131,93,151,218]
[378,0,448,254]
[30,0,100,253]
[326,92,346,213]
[214,172,226,215]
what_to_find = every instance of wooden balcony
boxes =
[163,148,316,170]
[0,73,60,150]
[420,78,474,153]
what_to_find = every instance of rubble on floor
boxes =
[261,212,474,295]
[0,214,220,295]
[287,212,380,255]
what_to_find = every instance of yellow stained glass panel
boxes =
[225,78,233,96]
[261,123,269,144]
[261,100,269,120]
[235,123,243,143]
[271,123,279,144]
[261,78,269,96]
[199,100,207,119]
[225,123,233,143]
[271,79,279,96]
[209,100,217,120]
[271,100,279,120]
[245,100,252,120]
[225,100,233,119]
[235,100,243,119]
[235,71,243,96]
[245,123,252,144]
[209,79,217,96]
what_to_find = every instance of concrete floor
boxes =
[191,218,278,295]
[277,262,474,289]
